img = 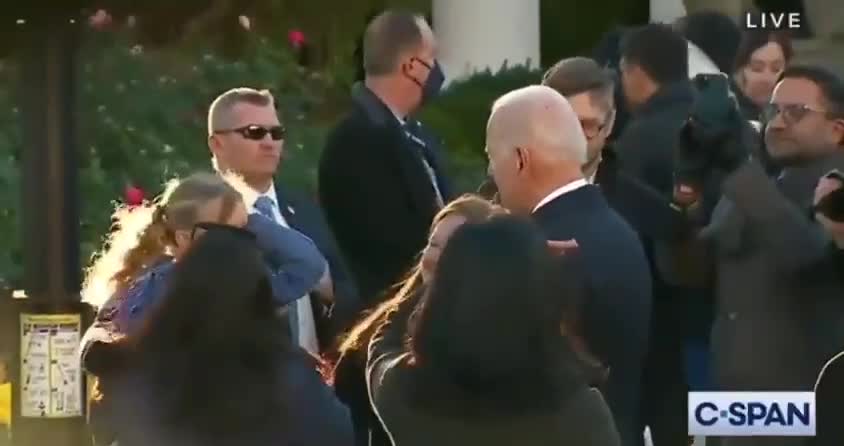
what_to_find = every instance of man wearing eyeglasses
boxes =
[543,56,694,446]
[207,87,360,357]
[669,65,844,446]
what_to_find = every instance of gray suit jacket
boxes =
[703,155,844,390]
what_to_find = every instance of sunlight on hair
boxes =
[80,177,182,309]
[219,170,258,208]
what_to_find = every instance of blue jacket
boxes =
[80,213,327,361]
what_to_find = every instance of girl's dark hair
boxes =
[119,227,298,442]
[734,30,793,71]
[406,215,588,415]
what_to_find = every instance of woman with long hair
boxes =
[333,194,505,446]
[368,215,619,446]
[80,172,328,445]
[87,226,353,446]
[733,30,793,120]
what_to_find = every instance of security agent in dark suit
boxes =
[486,85,652,446]
[319,10,452,309]
[207,87,359,355]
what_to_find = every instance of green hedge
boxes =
[0,35,541,286]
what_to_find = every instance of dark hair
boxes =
[734,30,793,72]
[363,10,426,76]
[542,57,615,101]
[621,23,688,84]
[121,228,299,442]
[779,65,844,118]
[676,10,741,73]
[407,215,587,415]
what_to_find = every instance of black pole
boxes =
[10,17,91,446]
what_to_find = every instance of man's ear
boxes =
[515,146,529,172]
[831,118,844,145]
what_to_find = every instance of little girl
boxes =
[80,171,327,363]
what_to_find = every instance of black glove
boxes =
[816,172,844,222]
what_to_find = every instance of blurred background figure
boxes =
[733,31,794,120]
[333,194,504,446]
[84,226,353,446]
[368,215,619,446]
[615,23,697,446]
[674,10,741,80]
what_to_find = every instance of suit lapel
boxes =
[352,83,442,215]
[273,184,301,231]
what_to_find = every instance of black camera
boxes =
[815,170,844,222]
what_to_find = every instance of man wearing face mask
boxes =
[319,10,452,311]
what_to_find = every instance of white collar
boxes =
[532,179,589,213]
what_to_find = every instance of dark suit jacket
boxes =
[532,185,652,446]
[274,184,360,352]
[318,83,453,307]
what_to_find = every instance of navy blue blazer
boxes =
[532,185,652,446]
[273,183,361,350]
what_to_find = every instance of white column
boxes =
[432,0,540,85]
[650,0,687,23]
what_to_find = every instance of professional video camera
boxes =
[816,170,844,222]
[673,73,751,207]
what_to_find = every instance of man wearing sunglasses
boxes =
[318,10,453,309]
[208,87,360,357]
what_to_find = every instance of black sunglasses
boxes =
[216,124,286,141]
[190,222,257,241]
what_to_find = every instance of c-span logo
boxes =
[688,392,815,436]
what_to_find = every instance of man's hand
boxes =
[547,239,579,256]
[815,174,844,249]
[313,263,335,302]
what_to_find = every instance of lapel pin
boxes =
[287,206,295,215]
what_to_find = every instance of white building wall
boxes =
[650,0,687,23]
[432,0,540,85]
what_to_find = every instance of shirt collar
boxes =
[258,183,279,208]
[532,179,590,213]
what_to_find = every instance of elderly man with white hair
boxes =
[486,85,653,446]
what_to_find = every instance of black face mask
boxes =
[410,58,445,107]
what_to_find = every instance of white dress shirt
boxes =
[532,179,590,214]
[258,185,320,356]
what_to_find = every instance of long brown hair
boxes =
[335,194,506,357]
[81,172,243,308]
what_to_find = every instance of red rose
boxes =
[288,29,306,49]
[124,185,145,206]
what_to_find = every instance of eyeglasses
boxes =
[762,103,828,125]
[215,125,286,141]
[190,222,256,241]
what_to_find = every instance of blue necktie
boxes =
[253,196,300,344]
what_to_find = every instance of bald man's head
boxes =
[487,85,587,164]
[485,86,587,213]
